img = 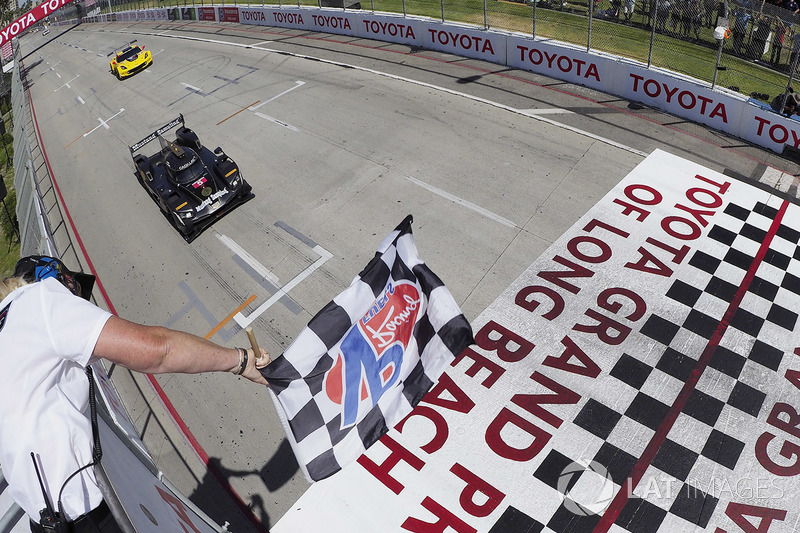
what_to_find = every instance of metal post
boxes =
[532,0,536,38]
[484,0,488,29]
[587,0,593,51]
[647,0,656,67]
[711,37,724,89]
[441,0,444,23]
[402,0,406,17]
[779,34,800,115]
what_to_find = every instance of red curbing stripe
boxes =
[26,88,117,315]
[594,199,790,533]
[144,374,270,533]
[25,65,268,533]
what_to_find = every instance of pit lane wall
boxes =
[81,6,800,156]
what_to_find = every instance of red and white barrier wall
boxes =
[89,5,800,154]
[86,4,800,155]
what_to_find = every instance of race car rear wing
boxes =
[107,39,138,57]
[129,114,184,154]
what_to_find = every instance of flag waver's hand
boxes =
[239,347,270,386]
[256,351,271,368]
[247,326,271,383]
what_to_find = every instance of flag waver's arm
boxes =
[92,315,269,385]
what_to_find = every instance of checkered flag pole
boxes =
[261,215,474,481]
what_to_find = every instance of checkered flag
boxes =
[260,215,473,481]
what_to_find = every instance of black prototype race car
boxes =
[130,115,254,242]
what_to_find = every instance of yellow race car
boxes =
[108,41,152,79]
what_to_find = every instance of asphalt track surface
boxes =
[16,19,800,532]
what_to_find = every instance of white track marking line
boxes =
[84,30,647,157]
[406,176,517,228]
[54,75,79,91]
[216,233,280,285]
[254,112,298,131]
[181,82,202,93]
[249,80,305,111]
[519,108,574,115]
[83,108,125,137]
[234,245,333,328]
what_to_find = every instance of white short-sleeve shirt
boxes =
[0,278,112,521]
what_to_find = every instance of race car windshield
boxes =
[174,157,209,185]
[118,46,142,61]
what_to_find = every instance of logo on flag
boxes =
[324,281,420,428]
[261,215,474,481]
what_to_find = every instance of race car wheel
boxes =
[114,69,120,80]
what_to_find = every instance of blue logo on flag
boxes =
[325,282,421,428]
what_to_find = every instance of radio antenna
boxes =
[30,452,55,517]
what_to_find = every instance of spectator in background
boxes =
[732,2,752,55]
[783,0,799,13]
[610,0,622,18]
[669,0,683,32]
[791,26,800,66]
[688,0,704,38]
[771,87,800,116]
[786,92,800,116]
[623,0,636,20]
[750,15,772,60]
[771,17,789,65]
[656,0,672,30]
[702,0,716,27]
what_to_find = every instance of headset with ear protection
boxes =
[13,256,95,301]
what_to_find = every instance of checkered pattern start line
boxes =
[272,150,800,533]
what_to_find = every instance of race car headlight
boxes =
[119,65,127,70]
[178,210,193,219]
[229,176,240,187]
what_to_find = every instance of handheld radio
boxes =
[30,452,68,533]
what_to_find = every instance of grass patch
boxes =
[0,170,19,280]
[0,106,18,279]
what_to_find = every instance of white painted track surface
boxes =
[14,19,800,532]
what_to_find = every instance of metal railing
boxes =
[12,43,71,261]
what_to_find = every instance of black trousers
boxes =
[29,500,123,533]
